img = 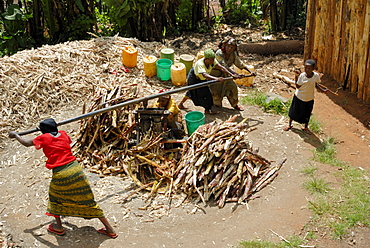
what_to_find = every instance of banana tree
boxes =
[0,4,34,55]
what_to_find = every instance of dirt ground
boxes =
[1,27,370,248]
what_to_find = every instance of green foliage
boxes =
[307,166,370,239]
[308,115,322,134]
[303,177,331,194]
[241,90,291,115]
[94,7,116,36]
[300,164,317,176]
[302,137,370,239]
[238,235,304,247]
[212,9,225,29]
[224,0,262,25]
[0,0,309,56]
[176,0,192,31]
[313,137,346,167]
[286,4,307,29]
[102,0,132,33]
[308,198,331,216]
[68,14,96,40]
[238,240,277,248]
[0,4,34,56]
[75,0,85,12]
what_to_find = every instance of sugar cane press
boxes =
[132,107,185,149]
[133,107,170,141]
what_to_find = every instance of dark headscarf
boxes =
[218,36,239,55]
[305,59,316,68]
[39,118,58,135]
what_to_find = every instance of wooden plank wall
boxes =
[304,0,370,102]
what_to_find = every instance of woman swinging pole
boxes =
[9,119,118,238]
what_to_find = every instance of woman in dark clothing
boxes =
[178,48,240,114]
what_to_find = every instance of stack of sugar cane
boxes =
[74,86,286,207]
[74,83,179,193]
[172,115,286,208]
[74,83,140,175]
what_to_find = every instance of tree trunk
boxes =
[238,40,305,55]
[270,0,279,31]
[280,0,287,30]
[30,0,43,44]
[192,0,204,29]
[219,0,225,10]
[261,0,269,22]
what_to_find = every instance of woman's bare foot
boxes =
[283,126,292,131]
[47,223,66,236]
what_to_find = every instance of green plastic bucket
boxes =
[156,58,173,81]
[185,111,205,136]
[160,48,175,63]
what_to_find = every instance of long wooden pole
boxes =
[17,77,235,136]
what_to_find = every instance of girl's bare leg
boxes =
[283,119,293,131]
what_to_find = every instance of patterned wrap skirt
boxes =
[47,160,104,218]
[209,68,238,107]
[288,95,314,124]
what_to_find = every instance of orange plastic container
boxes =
[122,46,138,68]
[235,66,255,87]
[171,63,186,86]
[143,55,157,77]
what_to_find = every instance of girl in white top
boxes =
[284,59,325,133]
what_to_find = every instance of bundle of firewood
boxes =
[172,116,286,208]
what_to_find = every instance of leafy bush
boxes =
[224,0,262,25]
[0,4,34,56]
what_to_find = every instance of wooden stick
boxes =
[273,72,295,87]
[317,83,339,96]
[121,182,155,202]
[274,73,339,96]
[17,77,233,135]
[269,229,290,244]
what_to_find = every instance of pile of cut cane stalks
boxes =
[74,85,180,190]
[173,116,286,208]
[75,87,286,207]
